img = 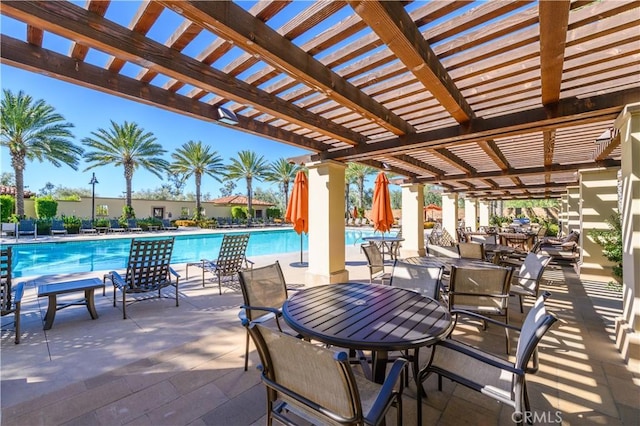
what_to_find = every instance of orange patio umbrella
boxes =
[352,206,359,219]
[285,170,308,265]
[371,172,395,234]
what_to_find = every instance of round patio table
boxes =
[402,256,504,273]
[282,282,453,385]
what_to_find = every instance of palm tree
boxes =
[265,158,299,211]
[226,150,269,218]
[82,120,168,218]
[171,140,225,220]
[346,162,377,213]
[1,89,82,216]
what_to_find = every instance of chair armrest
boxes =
[241,304,282,316]
[449,291,510,299]
[12,282,25,303]
[450,309,522,331]
[436,340,523,375]
[105,271,127,288]
[169,267,180,279]
[365,358,408,423]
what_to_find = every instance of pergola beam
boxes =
[320,88,638,160]
[539,0,570,105]
[1,0,365,147]
[347,0,474,123]
[0,35,329,154]
[158,0,415,137]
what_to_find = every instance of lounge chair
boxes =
[79,220,98,234]
[186,233,253,294]
[108,219,126,233]
[50,219,68,236]
[160,219,177,231]
[127,219,143,232]
[1,247,24,344]
[1,222,17,237]
[103,238,180,319]
[18,219,37,238]
[417,292,557,426]
[247,322,407,426]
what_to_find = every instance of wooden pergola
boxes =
[1,1,638,199]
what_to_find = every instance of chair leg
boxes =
[519,295,524,313]
[14,305,20,344]
[244,329,250,371]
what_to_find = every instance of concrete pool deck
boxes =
[1,239,638,425]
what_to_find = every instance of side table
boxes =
[37,278,105,330]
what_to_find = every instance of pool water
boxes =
[8,229,380,278]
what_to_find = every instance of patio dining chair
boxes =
[456,242,486,260]
[417,292,557,426]
[18,219,36,238]
[361,242,390,284]
[447,265,514,353]
[237,261,301,371]
[247,322,408,426]
[103,237,180,319]
[390,260,443,300]
[1,247,24,344]
[505,252,552,313]
[50,219,68,236]
[186,233,253,294]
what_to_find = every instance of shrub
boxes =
[34,196,58,219]
[62,215,81,234]
[121,205,135,220]
[589,212,622,282]
[175,219,196,227]
[266,207,281,218]
[231,206,247,219]
[0,195,14,222]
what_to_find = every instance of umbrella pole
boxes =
[300,233,303,264]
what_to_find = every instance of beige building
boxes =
[17,195,274,221]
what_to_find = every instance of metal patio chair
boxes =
[418,292,557,426]
[361,242,391,284]
[1,247,24,343]
[50,219,68,236]
[104,237,180,319]
[447,265,514,353]
[248,322,407,426]
[237,261,300,371]
[186,233,253,294]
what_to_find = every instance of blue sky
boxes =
[0,2,315,199]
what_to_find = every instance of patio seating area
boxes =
[1,246,638,425]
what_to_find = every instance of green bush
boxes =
[266,207,281,218]
[589,213,622,281]
[0,195,15,222]
[231,206,247,219]
[62,215,81,234]
[121,205,135,220]
[34,196,58,219]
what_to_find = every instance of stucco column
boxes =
[464,197,478,231]
[479,200,490,228]
[578,168,619,281]
[441,193,458,242]
[560,193,568,236]
[614,103,640,371]
[400,183,425,257]
[566,186,580,237]
[305,160,349,285]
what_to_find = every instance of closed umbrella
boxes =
[371,172,395,233]
[285,170,308,266]
[352,206,359,219]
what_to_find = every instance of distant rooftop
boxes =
[209,195,273,206]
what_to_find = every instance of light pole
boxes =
[89,173,99,223]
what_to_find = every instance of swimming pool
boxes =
[8,229,379,278]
